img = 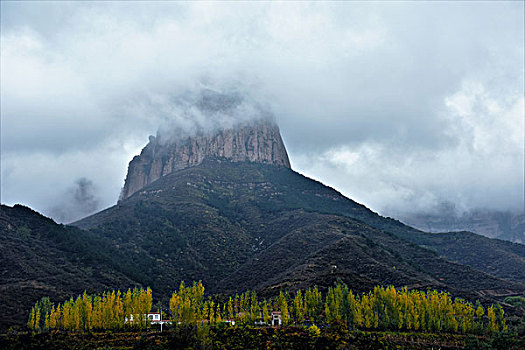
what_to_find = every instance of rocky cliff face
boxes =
[120,119,291,200]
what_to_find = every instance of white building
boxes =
[271,311,281,326]
[126,312,171,325]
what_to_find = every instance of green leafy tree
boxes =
[27,305,40,331]
[487,305,498,334]
[305,286,322,322]
[275,291,289,325]
[292,290,305,324]
[262,300,270,324]
[475,301,485,334]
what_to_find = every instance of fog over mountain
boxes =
[1,2,523,224]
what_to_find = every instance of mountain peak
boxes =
[120,118,291,200]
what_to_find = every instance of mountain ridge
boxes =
[75,159,525,297]
[2,159,525,331]
[3,116,525,332]
[0,204,142,331]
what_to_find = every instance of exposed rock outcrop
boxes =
[120,119,291,200]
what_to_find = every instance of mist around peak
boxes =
[1,2,523,225]
[148,88,277,146]
[119,91,290,200]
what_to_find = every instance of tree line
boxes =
[28,288,152,331]
[28,281,506,334]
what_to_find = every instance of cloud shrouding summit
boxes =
[1,2,523,222]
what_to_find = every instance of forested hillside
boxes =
[0,205,141,330]
[74,160,525,300]
[3,160,525,332]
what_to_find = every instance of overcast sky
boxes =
[1,1,523,223]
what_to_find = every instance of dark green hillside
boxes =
[3,159,525,331]
[221,212,521,300]
[74,159,525,301]
[113,158,525,285]
[397,230,525,283]
[0,205,140,331]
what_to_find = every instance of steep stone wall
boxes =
[120,119,291,200]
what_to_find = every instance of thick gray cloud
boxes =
[1,2,523,222]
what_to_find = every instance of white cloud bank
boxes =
[1,1,523,222]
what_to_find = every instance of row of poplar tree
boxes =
[28,288,152,331]
[28,281,506,334]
